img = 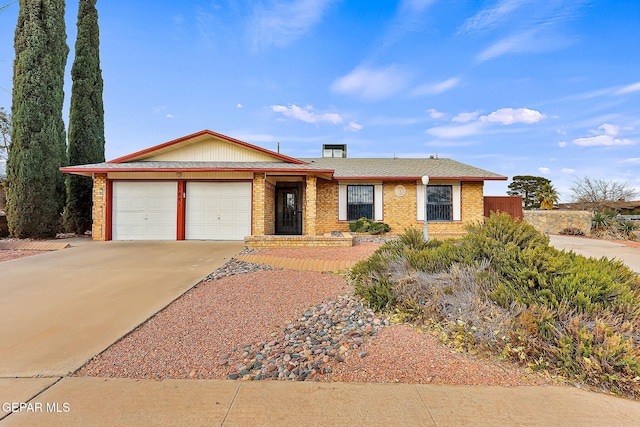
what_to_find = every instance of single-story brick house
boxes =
[61,129,507,244]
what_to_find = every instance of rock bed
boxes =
[224,294,389,381]
[203,258,277,281]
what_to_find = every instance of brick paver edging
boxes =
[235,254,356,272]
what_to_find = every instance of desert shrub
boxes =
[354,276,395,312]
[559,227,585,236]
[398,227,428,251]
[349,212,640,398]
[368,222,390,235]
[617,220,637,240]
[405,240,460,273]
[348,217,390,235]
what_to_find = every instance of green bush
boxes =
[348,217,391,235]
[349,213,640,398]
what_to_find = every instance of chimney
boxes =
[322,144,347,158]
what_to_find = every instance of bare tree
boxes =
[570,176,638,212]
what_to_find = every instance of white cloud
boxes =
[476,30,537,62]
[412,77,460,96]
[615,81,640,95]
[461,0,526,33]
[344,121,363,132]
[558,141,567,147]
[572,135,633,147]
[165,114,175,119]
[599,123,620,136]
[236,103,243,108]
[538,167,550,174]
[572,123,635,147]
[250,0,335,49]
[271,104,343,125]
[331,65,411,100]
[480,108,546,125]
[621,157,640,165]
[426,108,446,119]
[426,122,484,139]
[452,112,479,123]
[561,168,575,174]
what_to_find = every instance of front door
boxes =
[275,184,302,235]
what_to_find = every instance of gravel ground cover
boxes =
[0,249,43,262]
[75,251,550,387]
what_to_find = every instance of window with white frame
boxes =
[347,185,374,221]
[427,185,452,221]
[416,183,461,222]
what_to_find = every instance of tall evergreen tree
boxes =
[64,0,105,234]
[507,175,551,210]
[7,0,69,238]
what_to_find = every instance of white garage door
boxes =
[112,181,177,240]
[186,182,251,240]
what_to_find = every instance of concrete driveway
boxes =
[0,240,243,378]
[549,235,640,273]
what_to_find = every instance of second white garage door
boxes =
[185,182,251,240]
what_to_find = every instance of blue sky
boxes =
[1,0,639,200]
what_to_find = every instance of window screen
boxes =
[427,185,452,221]
[347,185,374,221]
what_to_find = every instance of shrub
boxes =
[348,217,390,235]
[349,212,640,398]
[559,227,585,236]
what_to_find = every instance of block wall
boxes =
[523,210,592,235]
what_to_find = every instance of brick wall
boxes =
[264,180,275,235]
[383,181,418,232]
[252,174,266,235]
[316,179,343,234]
[92,173,107,241]
[304,176,317,236]
[313,180,485,239]
[245,234,352,248]
[428,181,484,239]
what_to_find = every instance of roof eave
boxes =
[107,130,307,165]
[60,166,335,176]
[334,175,508,181]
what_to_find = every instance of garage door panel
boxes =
[186,182,251,240]
[112,182,177,240]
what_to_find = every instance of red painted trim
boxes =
[107,130,307,165]
[105,180,113,241]
[60,167,335,175]
[334,175,508,181]
[250,180,254,236]
[177,181,186,240]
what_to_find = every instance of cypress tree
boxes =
[7,0,69,238]
[64,0,105,234]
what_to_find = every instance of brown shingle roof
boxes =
[300,157,506,180]
[61,157,506,181]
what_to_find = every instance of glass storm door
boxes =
[275,185,302,235]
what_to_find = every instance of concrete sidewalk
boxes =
[2,378,639,426]
[549,235,640,273]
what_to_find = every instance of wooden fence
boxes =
[484,196,523,219]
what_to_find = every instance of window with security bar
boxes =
[347,185,374,221]
[427,185,452,221]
